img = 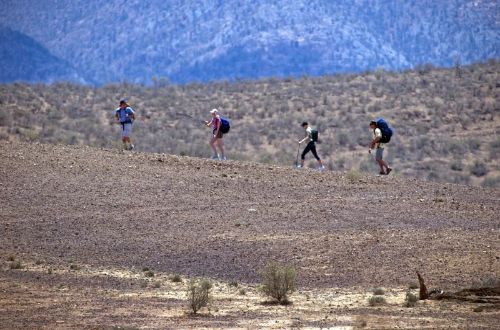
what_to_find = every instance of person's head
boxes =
[301,121,309,129]
[369,120,377,129]
[210,108,219,117]
[119,99,128,108]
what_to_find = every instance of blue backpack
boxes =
[220,117,230,134]
[376,118,393,143]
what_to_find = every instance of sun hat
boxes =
[210,108,218,114]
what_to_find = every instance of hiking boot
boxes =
[386,168,392,175]
[128,144,135,151]
[211,155,220,160]
[318,165,325,171]
[296,165,303,169]
[221,156,227,161]
[379,171,386,175]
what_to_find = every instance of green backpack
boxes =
[310,128,318,142]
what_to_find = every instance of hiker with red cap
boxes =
[115,99,135,150]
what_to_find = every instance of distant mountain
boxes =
[0,26,87,84]
[0,0,498,84]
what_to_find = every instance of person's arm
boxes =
[205,118,213,127]
[128,108,135,121]
[299,136,309,144]
[115,110,120,121]
[369,129,381,151]
[299,128,311,144]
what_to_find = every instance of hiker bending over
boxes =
[369,120,392,175]
[205,109,225,160]
[115,99,135,150]
[298,122,325,171]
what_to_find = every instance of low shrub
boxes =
[368,295,386,306]
[372,287,385,295]
[260,261,296,304]
[404,291,418,307]
[346,169,362,183]
[187,279,212,314]
[170,274,182,282]
[470,161,488,177]
[9,261,22,269]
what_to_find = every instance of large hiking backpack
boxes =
[310,128,319,142]
[220,117,230,134]
[376,118,393,143]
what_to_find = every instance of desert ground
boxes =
[0,141,499,329]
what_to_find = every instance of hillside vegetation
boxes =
[0,61,499,186]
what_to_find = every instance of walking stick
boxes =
[295,143,300,167]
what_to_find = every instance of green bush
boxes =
[260,262,296,304]
[470,161,488,177]
[187,279,212,314]
[9,261,22,269]
[404,291,418,307]
[169,274,182,282]
[372,287,385,295]
[482,176,500,188]
[368,295,386,306]
[450,160,463,171]
[346,169,362,183]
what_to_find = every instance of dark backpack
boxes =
[220,117,230,134]
[376,118,393,143]
[310,128,318,142]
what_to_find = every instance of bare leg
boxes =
[216,138,225,159]
[209,137,218,158]
[377,159,385,173]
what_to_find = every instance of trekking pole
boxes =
[295,144,300,167]
[175,112,206,124]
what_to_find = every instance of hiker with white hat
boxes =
[205,108,226,160]
[115,99,135,150]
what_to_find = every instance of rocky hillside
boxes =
[0,27,85,83]
[0,0,498,84]
[0,61,498,187]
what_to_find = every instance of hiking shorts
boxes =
[213,129,223,139]
[121,123,132,138]
[375,147,384,161]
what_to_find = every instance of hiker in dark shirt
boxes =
[298,122,325,171]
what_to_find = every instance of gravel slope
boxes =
[0,141,499,328]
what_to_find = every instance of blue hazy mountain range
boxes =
[0,0,498,84]
[0,26,86,83]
